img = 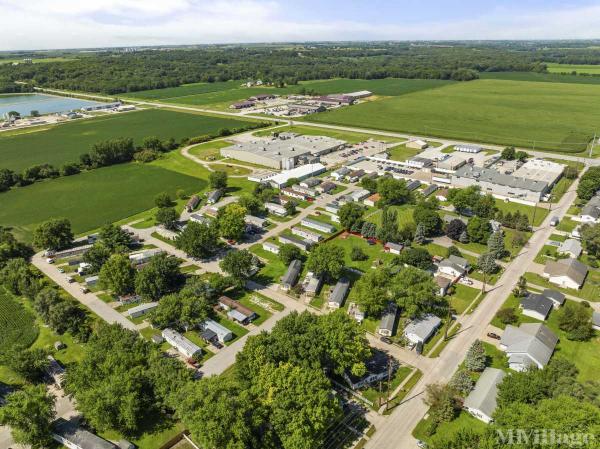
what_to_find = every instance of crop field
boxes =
[545,63,600,75]
[304,79,600,153]
[124,78,455,108]
[479,71,600,85]
[0,163,205,240]
[0,288,39,351]
[0,108,252,171]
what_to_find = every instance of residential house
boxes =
[118,294,141,305]
[162,328,202,359]
[201,319,233,343]
[325,201,341,214]
[281,187,308,201]
[437,255,470,279]
[436,189,449,201]
[84,275,99,287]
[593,311,600,331]
[422,184,438,197]
[364,193,381,207]
[300,177,321,188]
[262,241,280,254]
[520,293,554,321]
[541,289,565,308]
[281,259,302,291]
[434,275,452,296]
[463,367,505,423]
[378,303,398,337]
[206,189,223,204]
[578,195,600,224]
[500,323,558,371]
[129,248,164,265]
[403,314,442,345]
[266,202,288,217]
[218,296,257,324]
[127,302,159,319]
[348,302,365,323]
[343,350,399,390]
[350,189,371,202]
[331,167,351,181]
[245,215,267,229]
[189,213,211,225]
[278,235,312,251]
[52,418,118,449]
[185,195,200,212]
[302,272,323,297]
[317,181,337,194]
[328,277,350,309]
[384,242,403,255]
[346,169,365,183]
[454,144,482,153]
[406,180,421,191]
[557,239,583,258]
[301,218,335,233]
[543,258,588,289]
[291,226,323,242]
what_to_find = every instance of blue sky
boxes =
[1,0,599,51]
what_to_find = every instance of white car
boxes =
[46,258,55,264]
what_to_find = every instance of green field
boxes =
[124,78,455,108]
[0,288,38,352]
[304,79,600,153]
[480,71,600,85]
[0,163,205,240]
[545,63,600,75]
[0,108,252,171]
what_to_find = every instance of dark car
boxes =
[487,332,501,340]
[380,336,392,344]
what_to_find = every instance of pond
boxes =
[0,93,108,116]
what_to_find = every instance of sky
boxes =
[1,0,600,51]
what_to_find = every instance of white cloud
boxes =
[0,1,599,50]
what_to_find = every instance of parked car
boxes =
[66,277,75,284]
[487,332,501,340]
[380,336,392,344]
[416,440,428,449]
[46,258,55,264]
[80,287,90,294]
[550,216,559,226]
[57,268,65,273]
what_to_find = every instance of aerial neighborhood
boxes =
[1,28,600,449]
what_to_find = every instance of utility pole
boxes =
[385,358,392,412]
[590,133,597,158]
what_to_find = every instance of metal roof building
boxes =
[463,367,505,423]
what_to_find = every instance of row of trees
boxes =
[577,166,600,200]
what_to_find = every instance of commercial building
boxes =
[262,163,326,188]
[406,139,428,150]
[463,368,505,423]
[162,328,202,358]
[221,134,345,169]
[512,158,564,186]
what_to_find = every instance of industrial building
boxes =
[221,134,346,169]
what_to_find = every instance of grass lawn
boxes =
[304,79,600,154]
[361,365,412,409]
[534,245,559,264]
[412,411,488,446]
[550,176,575,202]
[249,241,290,284]
[494,199,549,227]
[229,290,281,326]
[187,140,231,160]
[366,204,415,227]
[332,234,396,272]
[384,369,423,414]
[384,144,421,161]
[449,285,480,314]
[0,108,252,171]
[546,63,600,75]
[523,271,600,302]
[100,418,185,449]
[214,315,249,345]
[490,293,548,330]
[557,217,578,233]
[482,342,509,370]
[208,163,252,176]
[0,163,206,241]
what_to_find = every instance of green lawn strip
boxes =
[549,177,575,202]
[494,199,549,227]
[213,315,249,345]
[187,140,231,160]
[387,144,421,162]
[332,234,396,272]
[309,295,325,310]
[100,419,186,449]
[426,323,462,358]
[361,366,413,410]
[151,231,177,246]
[534,245,559,264]
[249,242,288,285]
[464,291,487,315]
[556,217,578,233]
[523,271,600,302]
[209,163,252,176]
[97,292,117,303]
[383,369,423,415]
[366,204,415,227]
[412,411,487,446]
[482,342,509,370]
[449,285,480,314]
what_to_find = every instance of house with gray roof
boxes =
[463,367,505,423]
[579,195,600,224]
[422,184,438,197]
[403,314,442,345]
[281,259,302,291]
[302,272,323,297]
[201,319,233,343]
[520,293,554,321]
[406,180,421,191]
[301,218,336,233]
[541,289,565,308]
[437,255,470,279]
[543,258,588,290]
[434,275,452,296]
[500,323,558,372]
[206,189,223,204]
[557,238,582,258]
[53,417,118,449]
[127,301,159,319]
[593,311,600,331]
[278,234,312,251]
[378,303,398,337]
[328,277,350,309]
[162,328,202,359]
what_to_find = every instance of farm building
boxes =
[344,90,373,100]
[162,328,202,359]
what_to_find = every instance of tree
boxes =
[83,243,112,273]
[151,292,211,330]
[377,177,412,206]
[377,207,399,243]
[487,231,506,259]
[360,176,377,193]
[0,257,42,298]
[580,223,600,258]
[414,223,427,244]
[467,217,491,243]
[60,162,80,176]
[496,307,518,325]
[350,246,368,261]
[209,170,228,190]
[361,221,377,239]
[154,192,174,208]
[306,244,345,282]
[352,268,392,317]
[413,207,442,236]
[156,207,179,230]
[0,347,49,384]
[0,384,55,449]
[135,253,182,300]
[459,230,469,243]
[396,247,434,271]
[515,150,528,162]
[501,146,516,160]
[557,302,593,341]
[446,245,462,258]
[238,194,263,215]
[279,243,302,265]
[176,221,220,259]
[339,202,364,231]
[0,227,33,267]
[446,219,466,241]
[390,266,444,318]
[141,136,165,152]
[464,340,486,372]
[423,383,458,426]
[284,200,297,216]
[477,252,498,292]
[472,194,497,218]
[218,203,247,241]
[448,186,481,215]
[220,249,258,281]
[99,223,132,252]
[33,218,73,250]
[100,253,135,295]
[513,276,528,298]
[449,370,474,395]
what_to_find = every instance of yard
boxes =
[412,411,488,447]
[449,285,481,314]
[360,365,413,409]
[249,240,290,285]
[494,199,549,227]
[386,144,421,162]
[332,234,396,273]
[523,271,600,302]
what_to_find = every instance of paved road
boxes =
[364,171,583,449]
[31,253,137,331]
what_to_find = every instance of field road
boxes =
[364,170,583,449]
[31,252,137,331]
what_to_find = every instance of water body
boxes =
[0,93,107,116]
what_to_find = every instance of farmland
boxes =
[545,63,600,75]
[0,163,205,240]
[0,108,252,171]
[304,79,600,153]
[0,288,38,351]
[124,78,455,108]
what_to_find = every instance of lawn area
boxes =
[494,199,549,227]
[546,63,600,75]
[304,79,600,153]
[387,144,421,162]
[0,108,252,171]
[412,411,488,446]
[214,315,249,345]
[449,285,480,314]
[482,342,509,370]
[0,163,206,241]
[187,139,231,160]
[490,293,548,330]
[365,204,415,227]
[534,244,559,264]
[550,176,575,202]
[249,240,289,285]
[333,234,396,272]
[229,290,281,326]
[0,287,39,352]
[523,270,600,302]
[557,217,578,233]
[101,418,186,449]
[361,365,412,409]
